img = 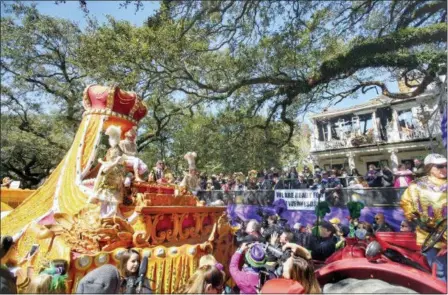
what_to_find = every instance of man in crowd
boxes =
[373,213,393,233]
[364,164,382,187]
[310,221,337,261]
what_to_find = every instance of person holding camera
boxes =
[230,242,267,294]
[309,221,337,261]
[260,243,321,294]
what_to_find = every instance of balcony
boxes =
[311,126,440,152]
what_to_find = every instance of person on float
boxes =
[179,152,201,195]
[90,125,127,218]
[119,127,148,183]
[148,160,174,184]
[401,153,447,282]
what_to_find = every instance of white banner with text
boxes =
[274,189,320,210]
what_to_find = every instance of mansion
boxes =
[309,89,445,174]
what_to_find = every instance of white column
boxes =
[390,109,401,142]
[327,122,332,141]
[389,149,399,171]
[372,111,379,141]
[312,120,319,149]
[347,152,356,171]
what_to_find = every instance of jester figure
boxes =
[346,200,365,238]
[401,153,447,282]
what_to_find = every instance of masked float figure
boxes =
[401,153,447,282]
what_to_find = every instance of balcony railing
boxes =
[311,126,440,152]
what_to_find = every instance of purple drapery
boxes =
[442,106,447,148]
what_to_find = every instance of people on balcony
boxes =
[393,164,413,188]
[413,158,425,178]
[364,165,382,187]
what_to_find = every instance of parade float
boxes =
[1,85,235,293]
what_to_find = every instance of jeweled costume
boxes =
[401,175,447,281]
[401,176,447,247]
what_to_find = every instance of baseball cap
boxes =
[424,154,447,165]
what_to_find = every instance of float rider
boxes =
[401,153,447,282]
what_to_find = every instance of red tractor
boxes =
[316,219,447,293]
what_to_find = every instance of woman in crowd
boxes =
[279,243,321,293]
[400,220,415,232]
[394,164,413,188]
[118,249,151,294]
[27,263,67,294]
[176,264,224,294]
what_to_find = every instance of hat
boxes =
[261,278,305,294]
[76,264,121,294]
[184,152,197,169]
[245,243,266,269]
[329,217,341,225]
[424,153,447,165]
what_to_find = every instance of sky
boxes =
[14,1,400,123]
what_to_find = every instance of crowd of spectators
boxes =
[171,157,426,192]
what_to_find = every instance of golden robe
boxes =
[400,176,447,248]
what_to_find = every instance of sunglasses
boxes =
[435,164,447,169]
[400,224,409,228]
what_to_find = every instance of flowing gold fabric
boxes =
[1,116,101,236]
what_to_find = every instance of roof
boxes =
[310,91,435,120]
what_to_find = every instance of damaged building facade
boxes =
[309,89,445,174]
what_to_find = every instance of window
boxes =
[398,110,416,130]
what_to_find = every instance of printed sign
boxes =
[274,189,321,210]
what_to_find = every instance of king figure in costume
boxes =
[401,153,447,281]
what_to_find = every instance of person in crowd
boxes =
[364,165,382,187]
[373,213,393,233]
[413,158,425,178]
[199,255,218,268]
[348,179,364,189]
[211,175,221,190]
[259,175,273,190]
[177,264,224,294]
[381,166,394,187]
[222,177,236,192]
[229,243,267,294]
[356,176,369,188]
[303,166,313,179]
[310,176,322,191]
[400,220,415,232]
[0,235,17,294]
[294,174,309,189]
[310,221,337,261]
[76,264,121,294]
[234,178,246,191]
[27,262,68,294]
[394,164,413,188]
[199,173,208,191]
[404,161,413,171]
[118,249,151,294]
[245,220,263,242]
[350,168,361,177]
[357,221,374,238]
[279,230,294,247]
[280,243,321,294]
[401,153,447,282]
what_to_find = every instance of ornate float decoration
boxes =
[1,85,235,293]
